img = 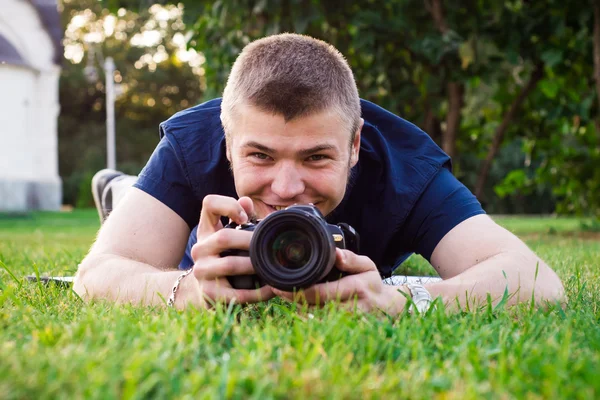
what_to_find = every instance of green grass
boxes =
[1,210,599,399]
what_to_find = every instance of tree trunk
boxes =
[424,102,442,145]
[442,82,464,159]
[426,0,464,160]
[427,0,448,32]
[474,64,544,200]
[593,1,600,142]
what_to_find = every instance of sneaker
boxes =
[91,169,124,223]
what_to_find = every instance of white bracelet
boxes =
[406,283,433,314]
[167,268,194,308]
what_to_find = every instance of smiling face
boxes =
[225,103,362,219]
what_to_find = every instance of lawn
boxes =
[1,210,599,399]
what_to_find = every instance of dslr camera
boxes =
[222,204,359,292]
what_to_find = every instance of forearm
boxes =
[73,253,204,309]
[426,251,565,311]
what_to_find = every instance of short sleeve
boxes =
[133,135,201,230]
[400,167,486,261]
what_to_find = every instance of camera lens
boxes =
[249,207,337,291]
[271,229,312,269]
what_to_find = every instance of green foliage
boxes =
[58,1,204,205]
[1,212,599,398]
[173,0,599,215]
[581,219,600,232]
[64,0,600,216]
[494,169,532,199]
[75,172,95,208]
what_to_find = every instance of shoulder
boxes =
[343,101,453,246]
[158,98,225,163]
[359,99,449,170]
[159,98,224,141]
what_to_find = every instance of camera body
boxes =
[222,204,359,292]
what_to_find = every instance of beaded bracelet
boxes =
[167,268,194,308]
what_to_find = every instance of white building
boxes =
[0,0,62,211]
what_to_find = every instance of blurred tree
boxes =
[58,0,204,206]
[489,1,600,217]
[175,0,559,210]
[91,0,600,216]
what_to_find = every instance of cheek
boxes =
[231,160,269,192]
[306,166,348,195]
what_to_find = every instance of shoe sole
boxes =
[91,169,122,223]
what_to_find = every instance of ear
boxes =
[226,143,231,162]
[350,118,363,167]
[221,114,232,162]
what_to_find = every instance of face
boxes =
[224,103,362,219]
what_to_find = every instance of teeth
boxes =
[270,203,317,211]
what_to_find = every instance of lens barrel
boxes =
[249,208,336,291]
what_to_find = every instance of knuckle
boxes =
[192,263,208,279]
[223,256,252,276]
[190,242,203,260]
[235,293,248,303]
[215,257,235,276]
[214,229,231,247]
[347,251,361,262]
[355,281,367,297]
[191,237,211,260]
[202,286,215,301]
[354,254,374,269]
[202,194,217,209]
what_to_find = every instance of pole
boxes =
[104,57,116,170]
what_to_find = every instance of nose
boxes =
[270,161,305,200]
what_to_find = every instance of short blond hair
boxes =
[221,33,361,141]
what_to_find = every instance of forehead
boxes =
[226,103,350,147]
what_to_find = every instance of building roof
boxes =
[0,34,31,67]
[27,0,63,65]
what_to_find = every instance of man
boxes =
[73,33,565,314]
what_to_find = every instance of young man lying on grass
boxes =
[73,33,565,314]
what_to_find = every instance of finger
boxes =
[198,195,248,236]
[272,288,305,303]
[193,256,254,280]
[238,196,256,221]
[337,298,368,313]
[203,281,275,304]
[235,285,275,303]
[279,295,364,314]
[335,249,377,274]
[192,228,253,259]
[273,277,362,305]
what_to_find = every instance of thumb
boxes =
[238,197,256,221]
[335,248,376,274]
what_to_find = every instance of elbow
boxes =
[73,254,103,301]
[542,271,566,307]
[530,263,566,308]
[73,259,90,300]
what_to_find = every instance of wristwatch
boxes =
[406,283,433,314]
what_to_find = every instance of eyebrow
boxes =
[241,141,337,157]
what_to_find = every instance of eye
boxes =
[250,152,271,161]
[307,154,328,161]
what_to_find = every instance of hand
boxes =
[272,249,407,315]
[190,195,274,306]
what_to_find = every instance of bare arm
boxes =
[421,214,565,310]
[73,188,205,308]
[274,214,565,316]
[74,189,274,309]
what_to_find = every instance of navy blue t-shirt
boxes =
[133,98,485,278]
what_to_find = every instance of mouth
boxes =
[265,202,320,213]
[269,205,287,211]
